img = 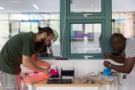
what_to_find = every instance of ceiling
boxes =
[0,0,135,13]
[0,0,60,13]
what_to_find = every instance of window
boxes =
[60,0,111,59]
[0,21,9,50]
[70,0,101,13]
[70,23,101,54]
[0,0,113,59]
[0,13,60,56]
[0,14,8,20]
[0,0,61,57]
[112,0,135,38]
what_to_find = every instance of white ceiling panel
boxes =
[0,0,60,12]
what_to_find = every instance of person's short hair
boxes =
[110,33,126,44]
[38,27,54,36]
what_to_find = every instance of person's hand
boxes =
[103,61,111,68]
[45,64,51,70]
[103,52,110,59]
[42,69,50,75]
[42,61,51,70]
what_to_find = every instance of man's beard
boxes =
[34,38,47,53]
[40,38,46,45]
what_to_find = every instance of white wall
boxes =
[21,59,104,77]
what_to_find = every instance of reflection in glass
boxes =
[70,0,101,13]
[71,23,101,54]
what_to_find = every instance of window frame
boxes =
[67,0,105,16]
[60,0,112,59]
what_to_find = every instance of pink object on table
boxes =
[50,68,59,76]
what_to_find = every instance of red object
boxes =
[17,74,21,89]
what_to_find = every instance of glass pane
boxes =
[30,14,59,20]
[10,14,29,20]
[10,21,20,36]
[71,23,101,54]
[45,19,60,56]
[112,0,135,38]
[0,21,9,38]
[39,20,60,56]
[49,14,60,19]
[70,0,101,13]
[20,22,38,33]
[30,14,45,20]
[49,20,60,56]
[0,14,8,20]
[0,21,9,50]
[31,22,38,33]
[0,0,60,57]
[20,22,31,32]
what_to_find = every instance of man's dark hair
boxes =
[110,33,126,44]
[38,27,54,36]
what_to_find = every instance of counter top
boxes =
[21,73,101,87]
[89,73,119,85]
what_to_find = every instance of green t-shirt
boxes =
[0,32,35,74]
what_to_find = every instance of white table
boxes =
[21,73,101,90]
[89,73,119,90]
[21,73,119,90]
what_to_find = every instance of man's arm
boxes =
[109,54,125,63]
[31,54,50,70]
[104,52,125,63]
[104,57,135,74]
[36,60,50,70]
[22,55,49,74]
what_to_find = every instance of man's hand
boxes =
[42,69,50,75]
[103,61,111,68]
[103,52,110,59]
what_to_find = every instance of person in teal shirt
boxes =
[0,27,54,90]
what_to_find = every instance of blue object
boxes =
[103,68,112,76]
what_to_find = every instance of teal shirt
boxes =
[0,32,35,74]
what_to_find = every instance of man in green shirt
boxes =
[0,27,54,90]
